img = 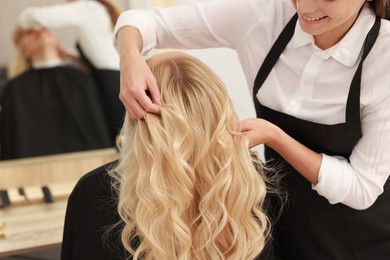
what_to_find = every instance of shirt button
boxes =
[290,100,296,106]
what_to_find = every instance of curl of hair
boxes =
[110,53,270,259]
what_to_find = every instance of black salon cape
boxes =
[76,44,125,145]
[61,161,131,260]
[0,67,112,160]
[62,162,266,260]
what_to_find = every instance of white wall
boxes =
[183,48,256,120]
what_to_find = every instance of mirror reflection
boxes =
[0,0,130,161]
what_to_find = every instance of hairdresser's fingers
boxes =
[240,118,261,132]
[119,82,147,119]
[119,78,161,119]
[119,53,161,119]
[146,77,161,107]
[126,97,147,120]
[118,69,141,119]
[239,120,257,148]
[239,119,270,148]
[139,76,161,114]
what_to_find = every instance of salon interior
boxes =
[0,0,255,259]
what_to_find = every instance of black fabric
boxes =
[0,67,112,160]
[254,16,390,260]
[61,161,131,260]
[76,44,125,144]
[92,69,125,143]
[346,16,380,122]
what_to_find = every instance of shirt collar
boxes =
[32,58,62,69]
[293,4,376,67]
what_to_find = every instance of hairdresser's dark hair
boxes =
[97,0,122,28]
[368,0,390,19]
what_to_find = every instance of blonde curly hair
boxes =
[111,52,269,260]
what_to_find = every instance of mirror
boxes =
[0,0,256,175]
[0,0,132,161]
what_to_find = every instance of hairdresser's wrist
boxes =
[116,26,143,57]
[262,121,283,149]
[119,48,140,68]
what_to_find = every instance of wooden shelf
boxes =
[0,148,119,257]
[0,148,118,189]
[0,200,67,257]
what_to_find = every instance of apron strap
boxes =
[346,16,381,122]
[253,13,298,97]
[252,14,381,123]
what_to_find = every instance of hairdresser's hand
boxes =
[242,118,321,184]
[116,26,161,119]
[119,52,161,119]
[240,118,279,149]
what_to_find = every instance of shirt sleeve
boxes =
[314,89,390,210]
[18,2,88,30]
[113,0,274,55]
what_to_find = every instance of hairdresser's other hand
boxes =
[116,26,161,119]
[240,118,279,149]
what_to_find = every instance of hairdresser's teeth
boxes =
[303,15,325,21]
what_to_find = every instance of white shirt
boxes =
[19,0,119,70]
[114,0,390,209]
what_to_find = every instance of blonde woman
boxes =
[61,51,270,260]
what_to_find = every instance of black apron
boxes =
[0,67,112,160]
[254,15,390,260]
[76,44,125,145]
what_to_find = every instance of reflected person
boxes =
[15,0,125,143]
[1,28,112,160]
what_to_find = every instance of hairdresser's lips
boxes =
[301,14,328,25]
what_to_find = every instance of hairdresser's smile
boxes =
[301,14,327,22]
[291,0,366,49]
